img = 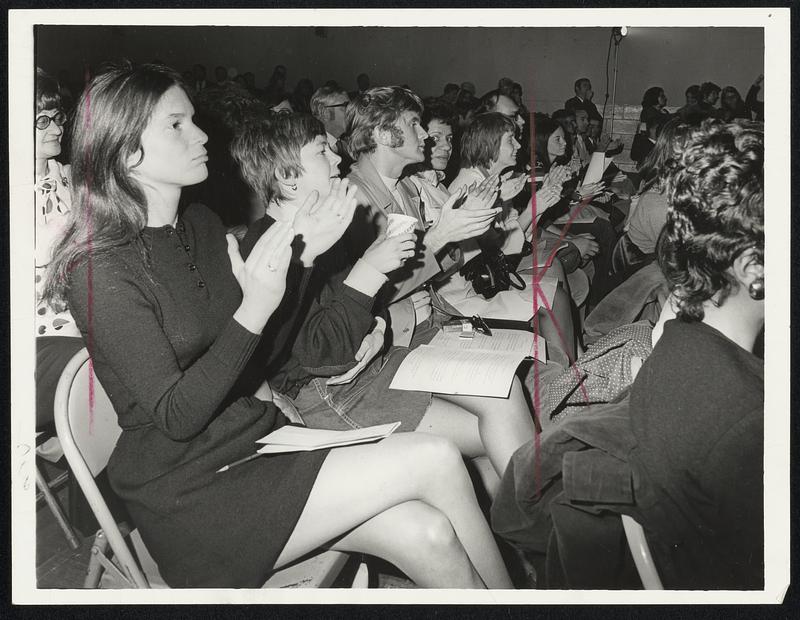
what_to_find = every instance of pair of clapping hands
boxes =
[328,173,512,386]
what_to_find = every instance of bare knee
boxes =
[412,507,460,554]
[402,433,469,490]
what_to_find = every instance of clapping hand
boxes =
[569,232,599,261]
[576,181,605,200]
[293,178,359,267]
[499,170,528,201]
[535,185,562,211]
[543,164,572,190]
[461,173,500,211]
[227,221,294,334]
[425,187,501,253]
[595,133,622,153]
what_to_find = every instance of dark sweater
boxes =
[67,204,328,587]
[240,214,380,397]
[628,319,764,589]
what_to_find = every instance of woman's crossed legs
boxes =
[273,432,512,589]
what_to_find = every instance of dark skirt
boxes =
[108,399,329,588]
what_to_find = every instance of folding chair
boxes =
[621,513,664,590]
[35,432,80,550]
[54,348,368,589]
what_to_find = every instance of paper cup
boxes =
[385,213,418,238]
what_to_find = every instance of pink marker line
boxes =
[527,109,597,495]
[82,65,96,434]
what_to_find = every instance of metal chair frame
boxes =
[54,348,368,590]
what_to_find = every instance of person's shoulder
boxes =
[240,215,273,259]
[182,202,224,231]
[66,241,143,304]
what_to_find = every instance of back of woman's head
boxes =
[44,61,185,305]
[532,114,562,172]
[638,118,692,187]
[641,86,663,108]
[459,112,515,169]
[36,68,61,113]
[232,112,325,206]
[658,119,764,321]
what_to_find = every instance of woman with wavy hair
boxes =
[625,118,692,257]
[629,118,765,589]
[44,62,512,589]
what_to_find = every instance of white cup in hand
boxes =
[385,213,418,238]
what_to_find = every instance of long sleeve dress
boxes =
[67,203,328,588]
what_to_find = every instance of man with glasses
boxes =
[310,85,351,155]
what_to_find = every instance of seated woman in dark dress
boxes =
[43,62,512,589]
[231,111,538,495]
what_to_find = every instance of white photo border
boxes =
[9,7,791,605]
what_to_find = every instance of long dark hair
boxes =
[43,62,187,307]
[532,114,567,173]
[641,86,664,108]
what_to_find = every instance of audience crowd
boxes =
[33,58,765,590]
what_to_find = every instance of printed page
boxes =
[389,346,529,397]
[430,328,545,359]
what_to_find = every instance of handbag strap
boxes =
[508,268,526,291]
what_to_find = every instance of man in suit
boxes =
[565,77,600,120]
[310,85,353,173]
[344,86,494,346]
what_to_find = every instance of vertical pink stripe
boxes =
[82,65,95,434]
[527,100,597,495]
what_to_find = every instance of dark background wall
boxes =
[36,25,763,114]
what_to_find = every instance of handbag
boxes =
[460,243,526,299]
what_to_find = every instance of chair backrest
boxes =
[621,513,664,590]
[53,348,149,588]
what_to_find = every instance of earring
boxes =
[748,278,764,300]
[290,183,298,191]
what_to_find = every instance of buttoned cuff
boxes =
[343,259,389,298]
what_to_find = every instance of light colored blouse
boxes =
[35,159,80,338]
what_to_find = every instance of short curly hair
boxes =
[658,119,764,321]
[36,68,61,113]
[343,86,423,157]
